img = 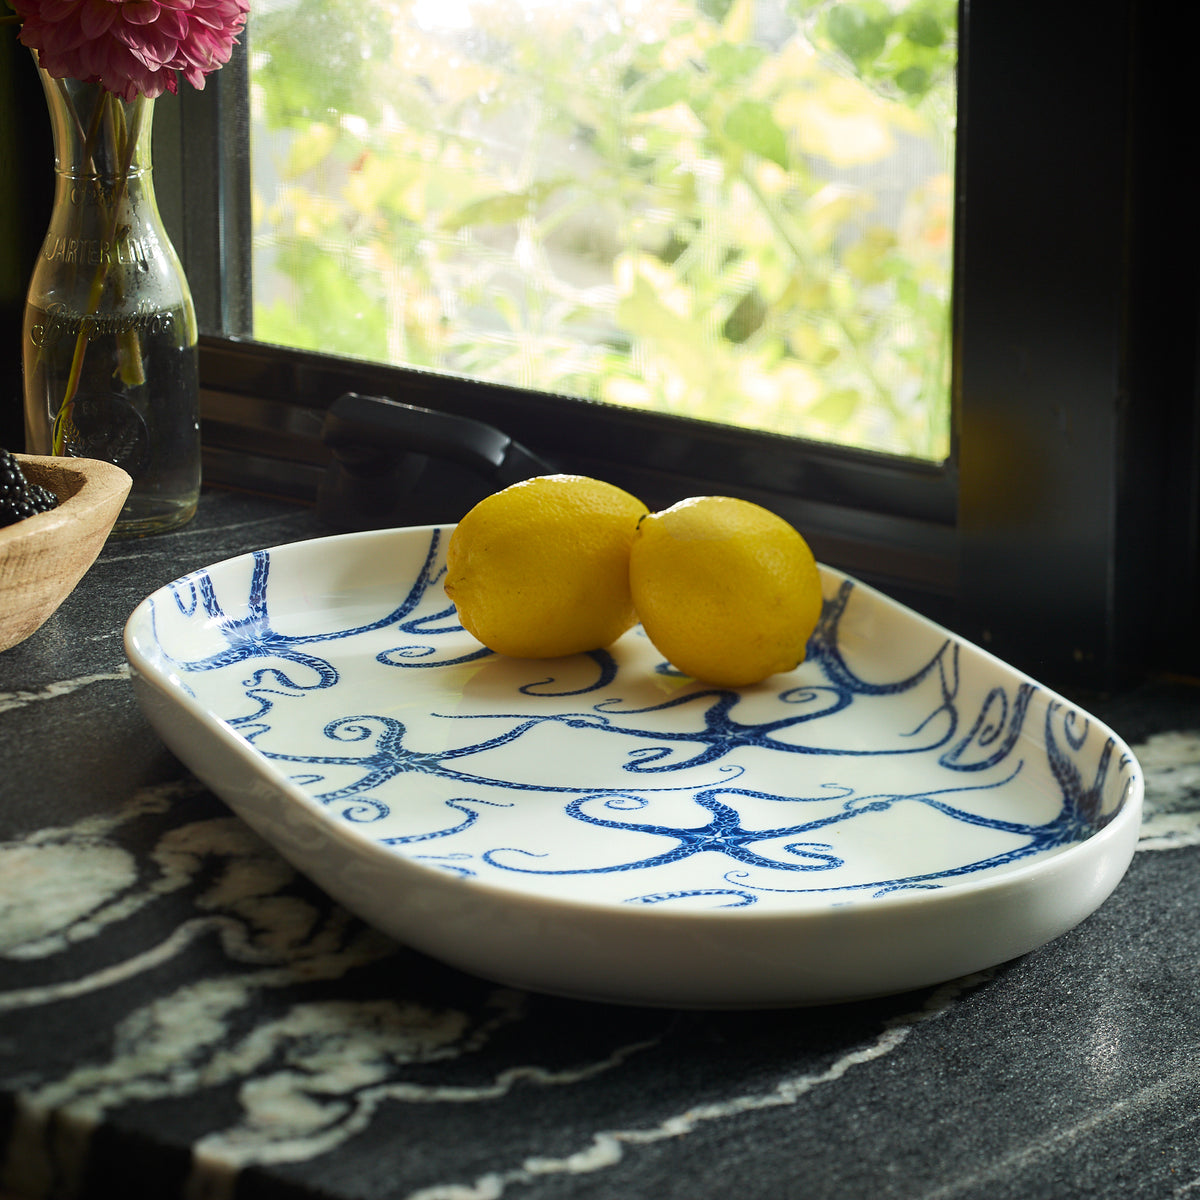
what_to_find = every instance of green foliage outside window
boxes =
[248,0,956,460]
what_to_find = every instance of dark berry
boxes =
[0,448,61,528]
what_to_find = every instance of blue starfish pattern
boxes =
[439,586,966,773]
[161,532,1132,904]
[155,530,487,731]
[256,712,715,824]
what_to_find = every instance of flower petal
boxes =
[13,0,245,97]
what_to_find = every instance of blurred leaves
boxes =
[249,0,956,460]
[723,100,789,169]
[794,0,958,103]
[251,0,394,126]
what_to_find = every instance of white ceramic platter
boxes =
[124,526,1143,1007]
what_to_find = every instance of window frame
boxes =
[4,0,1196,695]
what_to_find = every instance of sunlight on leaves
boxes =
[248,0,956,461]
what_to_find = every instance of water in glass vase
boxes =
[23,300,201,537]
[23,71,202,537]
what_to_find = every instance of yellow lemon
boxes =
[444,474,649,658]
[629,496,823,687]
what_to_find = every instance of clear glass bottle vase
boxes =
[22,69,201,537]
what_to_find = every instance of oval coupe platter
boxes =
[124,526,1143,1008]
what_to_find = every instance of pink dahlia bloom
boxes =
[12,0,250,101]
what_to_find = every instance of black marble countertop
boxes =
[3,489,1200,1200]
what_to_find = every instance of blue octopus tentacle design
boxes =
[481,789,852,877]
[231,667,329,739]
[478,771,1036,882]
[264,713,561,803]
[440,587,968,774]
[516,650,620,697]
[410,852,477,879]
[806,579,961,699]
[162,531,494,732]
[448,654,958,774]
[171,530,447,679]
[389,604,465,638]
[162,554,341,700]
[376,602,494,670]
[379,797,513,845]
[258,714,735,822]
[628,888,759,908]
[148,532,1135,907]
[610,726,1126,902]
[1041,700,1119,841]
[941,681,1037,771]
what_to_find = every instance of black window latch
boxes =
[316,392,554,530]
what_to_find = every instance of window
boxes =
[245,0,957,463]
[3,0,1197,693]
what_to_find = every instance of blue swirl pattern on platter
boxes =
[143,529,1136,910]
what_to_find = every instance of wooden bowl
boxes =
[0,454,133,653]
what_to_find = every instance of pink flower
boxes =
[11,0,249,101]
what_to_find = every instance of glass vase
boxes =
[22,69,201,537]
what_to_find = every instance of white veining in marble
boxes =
[187,1013,658,1200]
[916,1059,1200,1200]
[11,986,544,1199]
[0,666,132,715]
[404,972,990,1200]
[1,726,1198,1199]
[1131,731,1200,850]
[1,919,227,1014]
[0,782,180,959]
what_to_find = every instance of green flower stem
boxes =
[52,89,147,454]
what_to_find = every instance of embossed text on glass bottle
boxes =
[22,69,201,536]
